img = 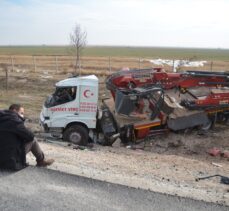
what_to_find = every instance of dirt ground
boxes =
[25,120,229,206]
[0,68,229,206]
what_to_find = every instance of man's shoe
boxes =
[36,159,54,167]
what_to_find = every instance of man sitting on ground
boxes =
[0,104,54,170]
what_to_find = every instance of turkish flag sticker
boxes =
[83,89,94,98]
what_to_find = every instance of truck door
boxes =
[77,85,98,128]
[48,86,79,127]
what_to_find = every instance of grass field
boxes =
[0,46,229,61]
[0,45,229,117]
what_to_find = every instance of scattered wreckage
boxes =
[40,68,229,146]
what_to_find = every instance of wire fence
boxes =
[0,55,229,81]
[0,55,154,76]
[1,55,229,76]
[1,55,229,98]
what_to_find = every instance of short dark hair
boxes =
[9,104,22,112]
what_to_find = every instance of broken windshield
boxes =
[45,87,77,108]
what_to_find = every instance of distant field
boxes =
[1,46,229,115]
[0,46,229,61]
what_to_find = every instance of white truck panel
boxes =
[40,75,99,130]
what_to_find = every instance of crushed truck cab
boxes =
[40,75,99,145]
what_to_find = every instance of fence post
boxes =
[10,56,14,72]
[33,56,37,72]
[55,56,59,73]
[139,57,141,69]
[210,61,213,72]
[108,56,111,74]
[72,56,75,72]
[4,65,8,91]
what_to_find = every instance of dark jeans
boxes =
[25,138,44,162]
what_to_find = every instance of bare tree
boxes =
[70,23,87,75]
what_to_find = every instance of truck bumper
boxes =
[40,112,51,132]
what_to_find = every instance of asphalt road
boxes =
[0,167,228,211]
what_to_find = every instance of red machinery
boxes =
[103,68,229,144]
[106,68,229,98]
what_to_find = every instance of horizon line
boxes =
[0,44,228,50]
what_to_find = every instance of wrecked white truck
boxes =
[40,69,229,146]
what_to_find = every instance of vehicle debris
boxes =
[39,68,229,146]
[211,162,223,168]
[196,175,229,185]
[207,147,221,157]
[221,150,229,159]
[73,144,94,151]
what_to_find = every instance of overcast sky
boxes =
[0,0,229,48]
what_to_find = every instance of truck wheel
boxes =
[201,117,214,131]
[63,125,88,146]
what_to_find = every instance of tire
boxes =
[63,125,88,146]
[201,117,214,131]
[201,120,212,131]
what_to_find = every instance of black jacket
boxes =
[0,110,34,170]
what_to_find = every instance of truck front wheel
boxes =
[63,125,88,146]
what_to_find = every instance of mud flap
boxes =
[167,111,209,131]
